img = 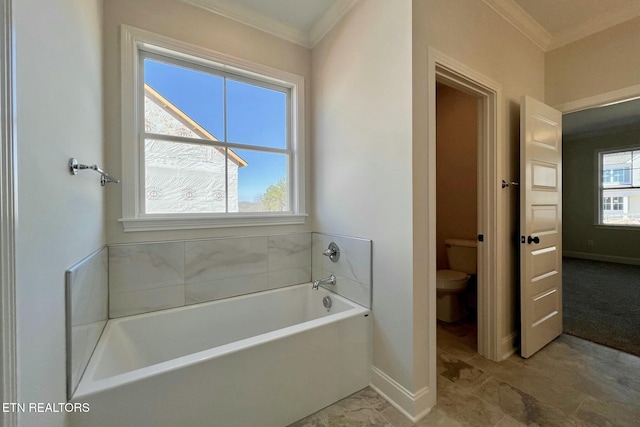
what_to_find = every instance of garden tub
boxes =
[70,283,371,426]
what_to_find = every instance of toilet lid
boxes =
[436,269,468,282]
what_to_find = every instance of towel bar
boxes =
[69,158,120,186]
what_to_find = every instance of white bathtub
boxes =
[69,283,371,427]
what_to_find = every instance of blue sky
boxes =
[144,58,287,202]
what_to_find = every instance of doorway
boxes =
[427,48,504,362]
[435,82,479,353]
[561,97,640,356]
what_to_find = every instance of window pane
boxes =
[232,149,288,212]
[144,58,224,140]
[602,151,632,187]
[226,79,287,149]
[602,191,640,225]
[145,139,227,214]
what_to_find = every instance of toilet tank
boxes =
[445,239,477,274]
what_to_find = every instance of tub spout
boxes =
[312,275,336,290]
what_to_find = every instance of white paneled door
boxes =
[520,95,563,358]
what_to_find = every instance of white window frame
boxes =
[597,147,640,227]
[120,25,306,232]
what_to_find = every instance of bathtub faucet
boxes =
[312,275,336,290]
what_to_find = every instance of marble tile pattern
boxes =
[267,233,313,289]
[291,327,640,426]
[65,247,108,399]
[109,233,312,317]
[109,241,185,317]
[312,232,372,308]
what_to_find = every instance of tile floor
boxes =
[290,317,640,426]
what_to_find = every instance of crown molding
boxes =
[481,0,551,51]
[548,2,640,51]
[182,0,357,49]
[483,0,640,52]
[309,0,358,47]
[183,0,310,47]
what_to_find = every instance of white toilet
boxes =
[436,238,477,322]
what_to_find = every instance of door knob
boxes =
[527,235,540,244]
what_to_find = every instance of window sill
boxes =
[119,213,308,232]
[594,224,640,231]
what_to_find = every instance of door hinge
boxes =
[478,234,484,242]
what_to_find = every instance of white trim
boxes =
[428,48,504,362]
[480,0,551,51]
[120,213,307,232]
[549,2,640,51]
[120,25,138,220]
[120,25,306,231]
[181,0,357,49]
[501,331,518,360]
[309,0,358,48]
[595,224,640,231]
[184,0,640,54]
[182,0,309,47]
[369,366,434,423]
[554,84,640,114]
[563,251,640,266]
[0,0,17,424]
[594,141,640,227]
[481,0,640,52]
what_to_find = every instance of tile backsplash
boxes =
[312,232,372,309]
[66,247,108,399]
[108,241,186,317]
[109,233,312,317]
[96,232,369,319]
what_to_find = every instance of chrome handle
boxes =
[322,242,340,262]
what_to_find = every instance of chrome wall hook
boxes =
[69,158,120,186]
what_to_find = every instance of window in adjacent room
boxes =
[120,26,306,231]
[599,149,640,226]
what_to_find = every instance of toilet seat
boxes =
[436,269,469,291]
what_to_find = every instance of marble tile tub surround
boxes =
[65,246,108,399]
[108,233,312,317]
[312,232,372,309]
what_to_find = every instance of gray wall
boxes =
[563,124,640,263]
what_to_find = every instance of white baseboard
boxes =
[501,331,518,360]
[563,251,640,266]
[369,366,435,423]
